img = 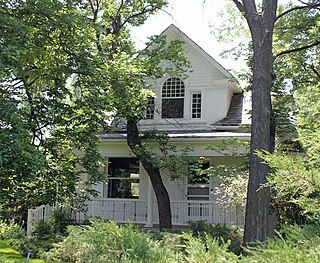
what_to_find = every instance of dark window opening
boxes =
[187,161,210,201]
[146,97,155,119]
[188,161,210,184]
[107,158,139,199]
[162,98,184,118]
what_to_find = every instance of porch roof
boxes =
[98,131,250,142]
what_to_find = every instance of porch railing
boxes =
[27,199,244,235]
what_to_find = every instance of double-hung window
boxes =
[106,158,140,199]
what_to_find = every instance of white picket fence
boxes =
[27,205,54,235]
[27,199,244,235]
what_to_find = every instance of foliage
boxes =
[213,1,319,242]
[259,20,320,225]
[49,209,71,235]
[2,220,63,258]
[242,223,320,263]
[188,221,243,255]
[0,221,25,241]
[260,151,320,224]
[272,1,320,150]
[0,0,190,228]
[1,219,317,263]
[181,232,239,263]
[0,217,67,259]
[206,139,250,207]
[0,240,45,263]
[43,220,179,263]
[0,0,110,220]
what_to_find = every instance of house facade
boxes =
[27,25,249,234]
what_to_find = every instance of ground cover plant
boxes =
[0,216,64,260]
[2,219,320,262]
[43,220,181,263]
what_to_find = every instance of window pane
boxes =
[188,161,210,184]
[187,187,209,196]
[162,77,185,98]
[192,93,201,118]
[107,158,139,198]
[162,98,184,118]
[146,97,155,119]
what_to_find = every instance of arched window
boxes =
[161,77,185,118]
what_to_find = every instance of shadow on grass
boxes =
[0,241,44,263]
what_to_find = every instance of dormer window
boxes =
[161,77,185,118]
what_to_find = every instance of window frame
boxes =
[145,96,155,120]
[105,158,140,199]
[161,77,185,119]
[191,92,202,119]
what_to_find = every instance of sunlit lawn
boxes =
[0,241,44,263]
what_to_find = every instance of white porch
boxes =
[27,198,244,235]
[87,198,244,226]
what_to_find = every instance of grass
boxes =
[0,241,44,263]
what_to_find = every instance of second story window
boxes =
[161,77,185,118]
[145,97,155,119]
[192,93,202,119]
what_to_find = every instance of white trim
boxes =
[162,24,241,93]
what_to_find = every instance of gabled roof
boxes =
[212,93,244,127]
[161,24,241,93]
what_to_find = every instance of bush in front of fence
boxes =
[43,219,181,263]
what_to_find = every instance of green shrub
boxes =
[188,220,243,255]
[153,230,186,255]
[33,220,54,237]
[44,220,179,262]
[49,209,70,234]
[261,152,320,225]
[181,232,239,263]
[241,223,320,263]
[0,221,25,241]
[0,255,7,263]
[8,220,63,258]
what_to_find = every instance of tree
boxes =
[0,0,111,220]
[0,0,189,229]
[263,3,320,224]
[230,0,320,243]
[231,0,277,244]
[84,0,191,229]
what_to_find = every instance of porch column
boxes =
[145,178,153,227]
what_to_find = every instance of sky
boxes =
[131,0,244,72]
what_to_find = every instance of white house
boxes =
[27,25,249,234]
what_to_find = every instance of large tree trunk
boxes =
[236,0,278,244]
[126,119,172,229]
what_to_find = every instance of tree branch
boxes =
[232,0,245,13]
[275,40,320,59]
[112,0,124,34]
[276,3,320,22]
[120,4,161,29]
[311,64,320,80]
